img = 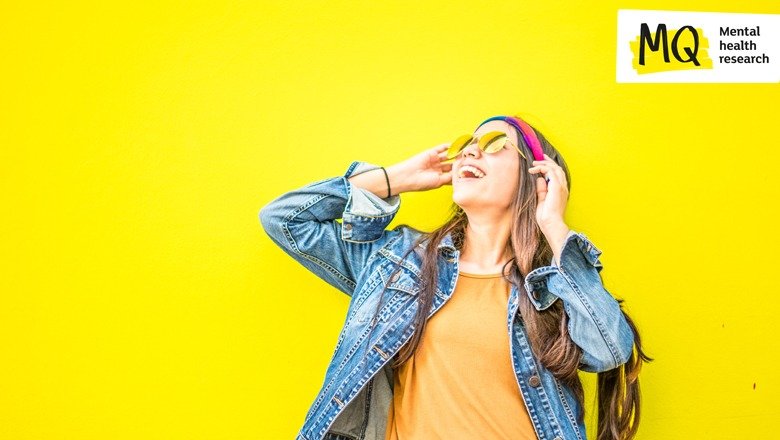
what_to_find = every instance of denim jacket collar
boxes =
[437,230,457,252]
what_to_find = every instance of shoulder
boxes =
[383,223,426,245]
[362,224,428,268]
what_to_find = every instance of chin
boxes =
[452,191,477,206]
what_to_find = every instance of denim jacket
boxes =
[259,161,635,440]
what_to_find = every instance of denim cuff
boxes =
[524,230,604,310]
[340,161,401,243]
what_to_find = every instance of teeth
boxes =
[459,165,486,178]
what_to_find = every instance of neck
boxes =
[458,213,513,273]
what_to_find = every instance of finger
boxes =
[529,165,553,183]
[440,171,453,185]
[545,163,564,182]
[439,148,457,159]
[528,164,553,173]
[535,155,563,181]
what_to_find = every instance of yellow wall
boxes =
[2,1,778,438]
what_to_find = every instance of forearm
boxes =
[541,221,572,267]
[347,163,414,198]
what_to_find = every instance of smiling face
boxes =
[452,120,522,211]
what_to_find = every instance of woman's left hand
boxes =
[528,154,569,231]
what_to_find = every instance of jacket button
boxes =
[344,223,352,231]
[528,375,541,387]
[553,437,563,440]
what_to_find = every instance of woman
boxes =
[259,114,652,440]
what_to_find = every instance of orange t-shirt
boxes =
[384,271,538,440]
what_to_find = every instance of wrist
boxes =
[540,221,570,266]
[540,219,568,235]
[385,163,414,195]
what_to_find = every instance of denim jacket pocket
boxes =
[354,264,419,324]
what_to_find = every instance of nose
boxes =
[460,140,481,159]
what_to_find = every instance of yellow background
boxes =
[2,1,778,438]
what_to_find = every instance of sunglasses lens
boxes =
[447,134,474,159]
[479,131,507,154]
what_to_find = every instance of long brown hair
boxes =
[363,121,653,439]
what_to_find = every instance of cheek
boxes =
[489,165,520,199]
[496,161,520,185]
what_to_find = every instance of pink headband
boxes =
[476,115,545,161]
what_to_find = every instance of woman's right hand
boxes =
[388,143,453,193]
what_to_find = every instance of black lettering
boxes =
[720,26,761,36]
[718,54,770,63]
[720,40,758,51]
[671,26,700,66]
[638,23,670,65]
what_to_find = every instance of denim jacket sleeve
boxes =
[258,161,402,297]
[523,231,635,373]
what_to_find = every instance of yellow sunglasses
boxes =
[444,131,528,162]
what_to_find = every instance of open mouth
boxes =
[458,165,486,180]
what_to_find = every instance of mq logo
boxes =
[630,23,713,74]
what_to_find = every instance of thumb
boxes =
[440,171,453,186]
[536,176,547,203]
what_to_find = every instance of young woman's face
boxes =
[452,120,522,211]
